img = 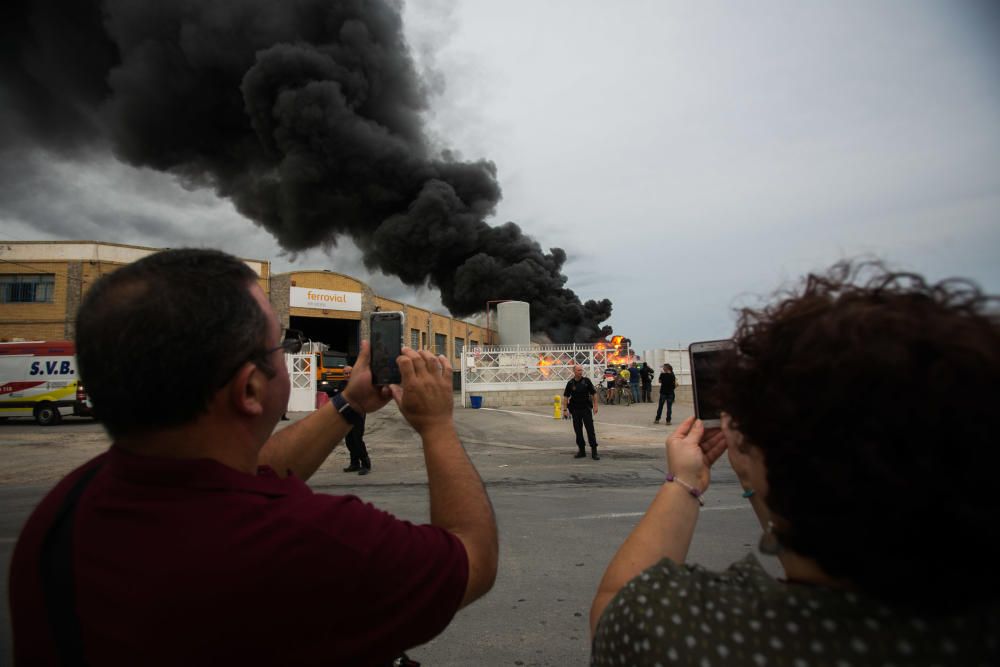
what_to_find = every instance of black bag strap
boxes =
[39,462,104,667]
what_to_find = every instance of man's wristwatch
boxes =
[331,392,363,426]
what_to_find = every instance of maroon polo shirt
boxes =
[10,446,469,666]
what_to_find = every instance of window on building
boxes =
[435,333,447,356]
[470,339,479,349]
[0,274,55,303]
[421,332,427,349]
[410,329,420,350]
[454,337,464,359]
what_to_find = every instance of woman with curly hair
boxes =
[590,261,999,666]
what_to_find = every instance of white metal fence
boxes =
[461,344,615,405]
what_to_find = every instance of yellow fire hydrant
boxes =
[553,395,562,419]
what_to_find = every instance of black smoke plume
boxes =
[0,0,612,342]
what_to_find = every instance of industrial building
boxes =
[0,241,493,363]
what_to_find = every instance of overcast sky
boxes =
[2,0,998,352]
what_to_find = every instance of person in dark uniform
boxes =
[654,363,676,425]
[332,366,371,475]
[562,364,600,460]
[639,362,654,402]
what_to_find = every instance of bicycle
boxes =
[613,379,633,406]
[620,384,633,406]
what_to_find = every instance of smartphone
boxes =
[688,339,735,428]
[370,311,405,386]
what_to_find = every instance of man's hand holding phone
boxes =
[340,341,393,414]
[370,311,404,386]
[390,347,455,437]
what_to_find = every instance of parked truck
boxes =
[0,341,92,425]
[300,340,349,395]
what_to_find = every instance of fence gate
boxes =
[286,352,316,412]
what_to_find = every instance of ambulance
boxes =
[0,341,93,425]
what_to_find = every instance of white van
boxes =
[0,341,92,425]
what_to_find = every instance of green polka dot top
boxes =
[592,554,998,666]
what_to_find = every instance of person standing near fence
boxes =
[639,362,654,402]
[603,366,617,404]
[562,365,600,460]
[628,361,641,403]
[654,363,676,424]
[333,366,371,475]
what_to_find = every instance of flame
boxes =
[598,335,634,367]
[532,336,632,380]
[537,354,556,377]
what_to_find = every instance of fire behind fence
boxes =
[461,345,613,405]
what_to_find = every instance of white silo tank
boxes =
[497,301,531,346]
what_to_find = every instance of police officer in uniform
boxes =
[332,366,372,475]
[562,364,600,460]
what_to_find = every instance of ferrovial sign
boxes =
[290,287,362,312]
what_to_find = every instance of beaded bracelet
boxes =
[664,473,704,506]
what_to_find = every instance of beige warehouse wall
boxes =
[2,242,269,342]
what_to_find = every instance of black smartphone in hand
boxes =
[370,311,404,386]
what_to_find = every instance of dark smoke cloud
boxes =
[0,0,612,342]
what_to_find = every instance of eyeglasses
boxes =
[217,329,306,387]
[265,329,305,355]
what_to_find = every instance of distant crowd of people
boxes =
[599,362,645,405]
[10,249,998,666]
[592,359,676,423]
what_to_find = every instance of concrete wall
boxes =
[1,241,154,265]
[271,274,292,329]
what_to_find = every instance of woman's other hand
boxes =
[666,415,727,490]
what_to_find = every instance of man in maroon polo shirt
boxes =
[9,248,498,666]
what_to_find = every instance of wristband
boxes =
[665,473,704,506]
[742,488,755,498]
[331,392,363,426]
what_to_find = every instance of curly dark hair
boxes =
[75,248,271,439]
[718,260,1000,612]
